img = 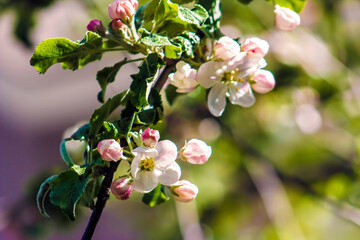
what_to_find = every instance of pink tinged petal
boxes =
[223,52,247,72]
[171,180,199,202]
[197,61,224,89]
[241,37,269,57]
[181,139,212,164]
[132,171,158,193]
[141,128,160,148]
[251,69,276,93]
[157,162,181,186]
[229,82,255,107]
[274,5,301,31]
[110,177,132,200]
[214,36,241,60]
[154,140,178,169]
[236,54,264,77]
[208,83,228,117]
[97,139,122,162]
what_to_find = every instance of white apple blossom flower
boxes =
[131,140,181,193]
[274,5,301,31]
[197,52,267,116]
[168,61,198,93]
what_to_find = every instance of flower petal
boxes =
[229,82,255,107]
[132,171,158,193]
[154,140,178,169]
[130,155,141,178]
[208,83,228,117]
[197,61,224,89]
[157,162,181,186]
[132,147,157,158]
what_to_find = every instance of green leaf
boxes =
[178,4,208,26]
[96,59,129,102]
[130,53,165,109]
[30,31,103,74]
[89,90,130,138]
[155,0,179,25]
[78,176,102,209]
[60,139,74,167]
[271,0,306,13]
[171,31,200,58]
[97,122,119,141]
[115,113,136,136]
[70,124,90,141]
[198,0,222,39]
[139,28,182,59]
[142,184,169,207]
[49,168,89,220]
[36,175,56,218]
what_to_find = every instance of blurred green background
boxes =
[1,0,360,239]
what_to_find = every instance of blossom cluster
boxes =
[168,36,276,117]
[97,128,211,202]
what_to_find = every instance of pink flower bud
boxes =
[168,61,198,93]
[110,177,132,200]
[274,5,301,31]
[97,139,123,162]
[214,36,240,60]
[171,180,199,202]
[108,0,139,22]
[141,128,160,148]
[110,19,127,34]
[87,19,106,37]
[180,139,212,164]
[250,69,275,93]
[241,37,269,58]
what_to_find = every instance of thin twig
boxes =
[81,160,121,240]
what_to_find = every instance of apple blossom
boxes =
[214,36,241,60]
[108,0,139,23]
[110,177,132,200]
[97,139,123,162]
[131,140,181,193]
[87,19,106,37]
[197,52,267,116]
[274,5,301,31]
[180,139,212,164]
[250,69,275,93]
[168,61,198,93]
[141,128,160,148]
[241,37,269,58]
[170,180,199,202]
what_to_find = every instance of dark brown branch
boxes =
[81,160,120,240]
[153,59,179,92]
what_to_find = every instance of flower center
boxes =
[223,68,245,83]
[139,157,155,171]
